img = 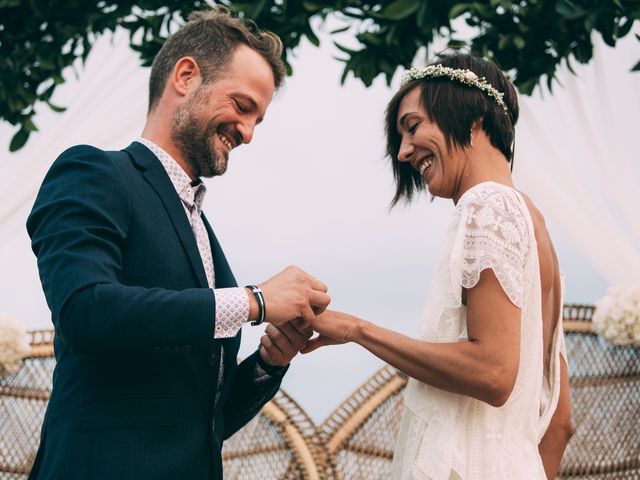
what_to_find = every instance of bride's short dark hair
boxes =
[385,53,519,206]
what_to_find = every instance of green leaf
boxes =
[471,2,496,17]
[333,42,357,55]
[249,0,269,19]
[556,0,586,19]
[302,1,324,12]
[574,41,592,63]
[632,59,640,72]
[340,64,350,85]
[449,3,471,19]
[517,77,539,95]
[617,18,633,38]
[24,118,38,132]
[306,26,320,47]
[564,55,576,75]
[513,36,525,49]
[329,25,350,35]
[46,101,66,113]
[382,0,421,21]
[9,127,29,152]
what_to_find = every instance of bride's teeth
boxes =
[419,159,432,175]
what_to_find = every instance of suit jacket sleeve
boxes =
[222,349,289,439]
[27,145,215,354]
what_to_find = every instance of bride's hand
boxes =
[301,309,362,353]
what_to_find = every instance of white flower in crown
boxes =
[462,70,478,81]
[400,64,508,114]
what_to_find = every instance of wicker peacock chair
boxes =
[0,332,333,480]
[1,304,639,479]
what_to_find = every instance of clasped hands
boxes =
[251,266,359,367]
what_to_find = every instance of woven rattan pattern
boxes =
[560,305,640,479]
[1,306,639,479]
[0,330,332,480]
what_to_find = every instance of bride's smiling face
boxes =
[395,87,467,200]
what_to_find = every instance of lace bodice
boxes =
[392,182,566,480]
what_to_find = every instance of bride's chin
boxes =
[426,177,438,196]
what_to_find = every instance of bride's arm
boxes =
[305,268,521,407]
[538,357,573,478]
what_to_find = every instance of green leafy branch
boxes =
[1,0,638,152]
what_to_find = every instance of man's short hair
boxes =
[148,6,286,112]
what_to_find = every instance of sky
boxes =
[0,19,622,422]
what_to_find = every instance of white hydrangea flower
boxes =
[0,312,30,375]
[592,284,640,346]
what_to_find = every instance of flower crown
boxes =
[400,64,508,113]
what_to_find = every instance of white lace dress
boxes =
[392,182,566,480]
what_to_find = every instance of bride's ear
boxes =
[471,117,484,133]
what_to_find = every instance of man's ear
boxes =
[170,56,202,97]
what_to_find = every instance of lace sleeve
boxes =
[452,186,530,308]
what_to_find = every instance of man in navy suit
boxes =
[26,7,330,479]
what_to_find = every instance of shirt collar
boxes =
[136,137,206,212]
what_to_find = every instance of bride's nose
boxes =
[397,139,415,162]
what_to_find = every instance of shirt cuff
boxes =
[213,287,250,339]
[255,350,289,379]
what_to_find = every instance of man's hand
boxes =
[248,266,331,327]
[259,317,314,366]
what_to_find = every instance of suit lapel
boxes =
[123,142,209,288]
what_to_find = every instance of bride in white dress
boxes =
[301,53,573,479]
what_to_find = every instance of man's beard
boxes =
[171,88,227,178]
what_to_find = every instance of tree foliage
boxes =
[1,0,638,151]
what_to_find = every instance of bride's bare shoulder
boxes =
[517,191,559,289]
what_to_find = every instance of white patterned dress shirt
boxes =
[136,138,249,339]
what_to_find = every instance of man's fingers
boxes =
[259,343,277,365]
[291,317,313,337]
[266,323,307,348]
[300,340,319,354]
[309,290,331,314]
[260,333,284,357]
[264,326,300,358]
[300,304,317,327]
[307,275,328,293]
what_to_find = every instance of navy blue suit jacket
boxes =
[26,142,285,479]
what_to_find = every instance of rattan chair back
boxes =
[1,305,638,479]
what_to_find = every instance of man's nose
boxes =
[236,122,255,145]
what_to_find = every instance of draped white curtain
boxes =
[515,34,640,284]
[0,30,148,238]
